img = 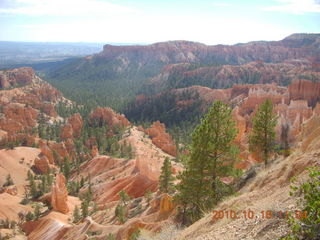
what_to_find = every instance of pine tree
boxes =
[30,178,38,199]
[3,174,14,187]
[34,204,41,220]
[144,189,152,205]
[87,174,93,201]
[119,190,130,205]
[25,212,34,221]
[281,123,290,157]
[53,150,61,166]
[249,99,278,166]
[27,170,33,181]
[73,205,81,223]
[81,200,89,218]
[175,101,238,224]
[159,157,174,193]
[62,157,71,181]
[127,143,133,159]
[115,204,127,224]
[129,228,141,240]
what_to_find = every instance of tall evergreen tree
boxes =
[34,204,41,220]
[159,157,174,193]
[62,157,71,181]
[249,99,278,166]
[73,205,81,223]
[281,123,290,157]
[81,200,89,218]
[175,101,238,224]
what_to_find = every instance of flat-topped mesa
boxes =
[0,67,35,89]
[97,35,320,71]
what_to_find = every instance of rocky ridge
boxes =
[0,67,180,239]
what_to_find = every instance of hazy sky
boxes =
[0,0,319,45]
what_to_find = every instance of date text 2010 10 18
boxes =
[211,209,308,220]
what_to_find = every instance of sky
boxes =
[0,0,319,45]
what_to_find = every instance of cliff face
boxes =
[146,60,320,91]
[99,34,319,70]
[288,79,320,107]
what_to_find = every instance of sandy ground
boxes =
[0,147,40,221]
[0,147,40,189]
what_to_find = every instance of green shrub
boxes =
[25,212,34,221]
[281,167,320,240]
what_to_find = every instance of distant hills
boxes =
[40,33,319,111]
[0,41,127,68]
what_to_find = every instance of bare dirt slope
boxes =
[0,147,40,191]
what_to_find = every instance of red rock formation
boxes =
[148,57,320,91]
[313,103,320,115]
[145,121,177,156]
[159,193,174,214]
[85,137,97,149]
[51,174,69,214]
[60,113,83,140]
[39,141,55,164]
[175,85,231,104]
[64,139,76,159]
[0,67,35,89]
[0,67,67,149]
[91,145,99,158]
[301,107,320,152]
[239,84,288,115]
[288,79,320,107]
[31,82,62,103]
[67,113,83,138]
[274,100,313,143]
[89,107,130,131]
[34,155,50,174]
[13,83,62,118]
[232,106,246,144]
[49,142,70,162]
[40,103,57,118]
[0,104,38,134]
[0,130,7,143]
[60,124,73,140]
[39,140,71,164]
